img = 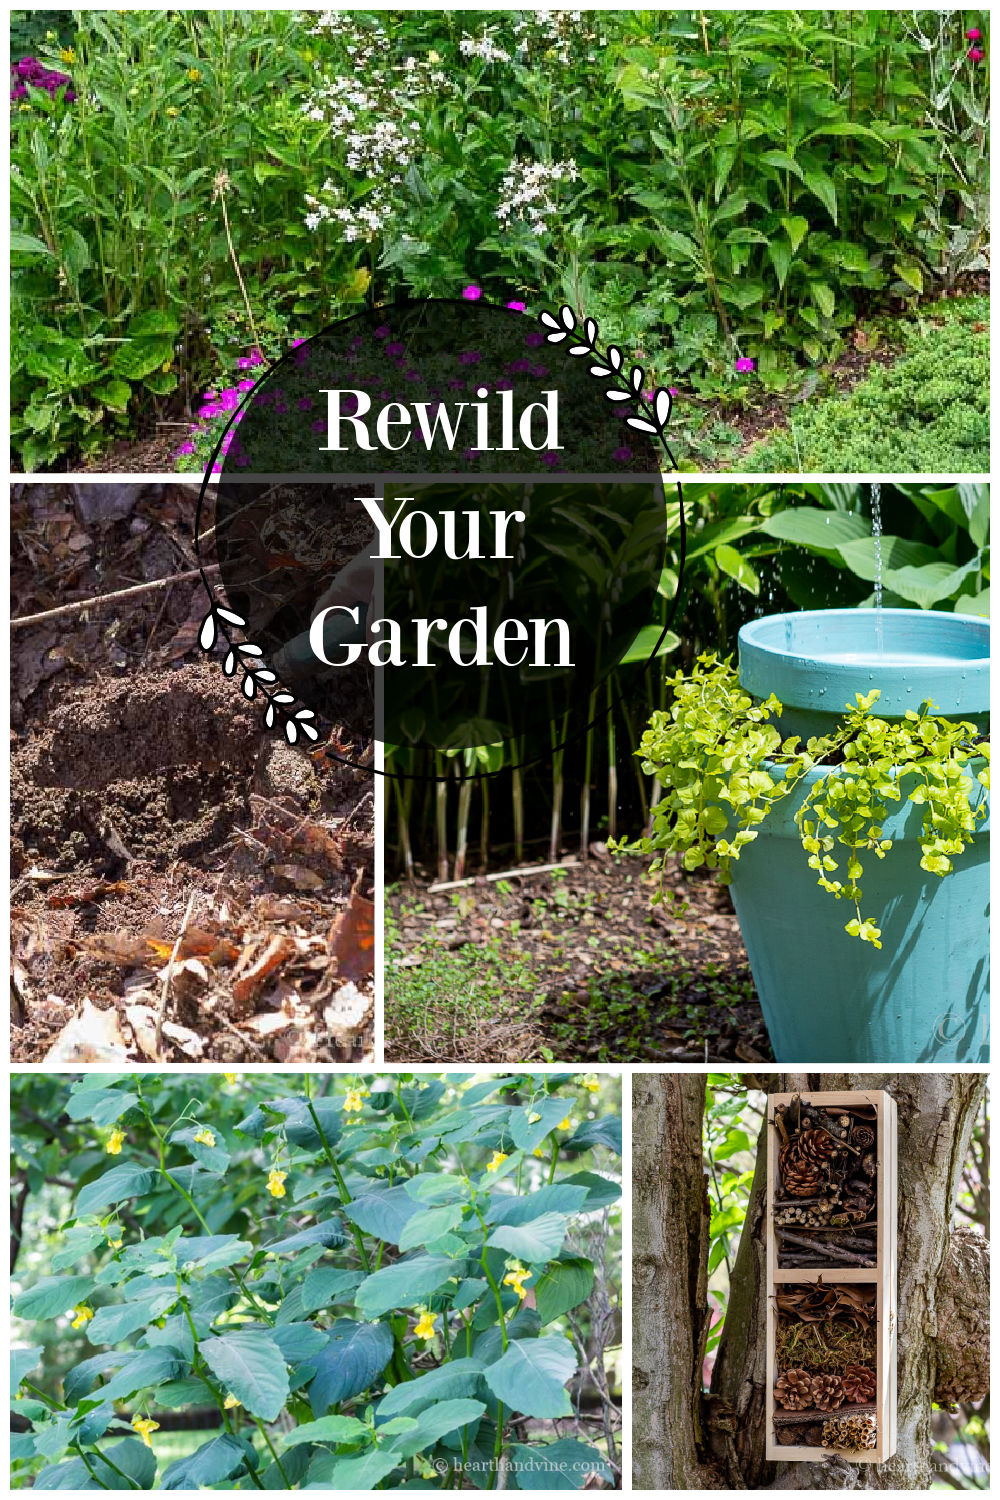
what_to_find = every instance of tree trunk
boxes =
[707,1071,987,1489]
[632,1074,722,1488]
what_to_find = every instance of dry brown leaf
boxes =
[232,934,299,1012]
[272,863,325,891]
[329,887,375,983]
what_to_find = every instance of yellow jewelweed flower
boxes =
[70,1305,94,1330]
[486,1151,508,1173]
[267,1168,287,1199]
[532,1147,545,1159]
[558,1118,572,1132]
[194,1129,216,1147]
[106,1129,125,1155]
[224,1073,238,1084]
[223,1393,242,1410]
[60,47,76,64]
[187,67,201,81]
[166,106,179,117]
[413,1311,437,1340]
[503,1264,531,1300]
[528,1112,542,1124]
[132,1417,160,1448]
[343,1087,368,1113]
[108,1235,124,1250]
[580,1073,600,1093]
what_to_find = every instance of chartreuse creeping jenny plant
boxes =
[626,655,990,948]
[11,1073,621,1491]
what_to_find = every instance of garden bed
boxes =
[10,484,374,1064]
[385,856,770,1065]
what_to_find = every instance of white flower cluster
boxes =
[497,157,580,235]
[458,28,511,64]
[301,15,446,240]
[513,10,596,65]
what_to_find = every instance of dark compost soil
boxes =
[11,483,375,1065]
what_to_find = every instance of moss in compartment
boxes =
[776,1315,876,1375]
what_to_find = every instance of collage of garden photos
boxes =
[7,6,992,1494]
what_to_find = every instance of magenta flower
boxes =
[968,45,985,60]
[297,397,313,410]
[458,350,481,365]
[735,357,756,374]
[197,403,221,419]
[374,324,392,338]
[291,337,306,348]
[175,441,195,456]
[670,386,679,396]
[385,341,405,356]
[613,446,633,462]
[237,379,255,393]
[542,452,560,467]
[462,285,482,301]
[525,331,545,348]
[311,419,326,434]
[966,28,981,39]
[506,300,526,312]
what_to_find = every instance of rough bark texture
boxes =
[632,1074,723,1488]
[707,1071,987,1489]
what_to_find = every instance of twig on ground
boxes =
[12,565,221,630]
[154,893,197,1059]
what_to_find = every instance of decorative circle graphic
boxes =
[195,300,683,777]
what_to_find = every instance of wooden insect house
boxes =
[766,1089,897,1463]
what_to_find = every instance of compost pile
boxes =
[774,1096,878,1267]
[10,484,374,1064]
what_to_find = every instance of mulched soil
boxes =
[10,483,375,1065]
[385,854,772,1064]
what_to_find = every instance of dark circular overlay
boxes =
[198,300,680,777]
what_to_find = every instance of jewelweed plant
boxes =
[627,655,990,948]
[11,1072,621,1491]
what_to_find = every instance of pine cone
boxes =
[798,1128,840,1164]
[779,1142,826,1197]
[822,1414,877,1451]
[842,1364,876,1404]
[853,1125,875,1148]
[810,1373,846,1410]
[775,1368,813,1410]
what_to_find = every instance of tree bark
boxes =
[632,1074,723,1488]
[706,1071,987,1489]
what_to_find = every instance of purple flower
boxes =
[235,453,251,467]
[669,386,679,396]
[385,341,405,356]
[494,378,514,390]
[735,357,756,374]
[613,446,633,462]
[237,379,255,393]
[374,324,392,338]
[507,358,533,374]
[297,396,314,410]
[966,28,982,39]
[968,46,985,60]
[525,331,545,348]
[175,441,195,456]
[291,337,306,348]
[311,418,326,434]
[197,403,221,419]
[458,350,481,365]
[506,300,526,312]
[462,285,482,301]
[542,452,560,467]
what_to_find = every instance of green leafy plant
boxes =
[626,655,989,947]
[11,1073,621,1491]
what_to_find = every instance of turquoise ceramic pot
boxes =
[730,609,990,1064]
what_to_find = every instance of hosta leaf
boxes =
[509,1438,612,1489]
[486,1213,569,1264]
[13,1275,93,1321]
[162,1434,247,1490]
[483,1334,576,1418]
[377,1356,486,1417]
[307,1318,394,1415]
[198,1330,290,1421]
[533,1256,595,1324]
[355,1254,459,1319]
[76,1163,156,1217]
